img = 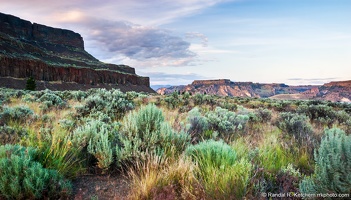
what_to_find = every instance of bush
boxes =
[0,106,34,124]
[255,108,272,123]
[72,119,118,149]
[72,119,118,171]
[257,134,293,173]
[186,140,237,168]
[206,107,249,138]
[0,144,72,199]
[117,104,190,165]
[77,89,134,120]
[186,140,252,199]
[186,107,209,143]
[87,128,113,172]
[300,128,351,194]
[0,125,28,145]
[25,76,36,91]
[277,112,316,154]
[37,92,66,111]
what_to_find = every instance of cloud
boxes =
[0,0,232,26]
[186,32,209,47]
[288,78,338,81]
[1,0,230,67]
[286,77,340,85]
[139,72,209,85]
[72,17,197,67]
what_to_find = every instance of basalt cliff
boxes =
[157,79,351,102]
[0,12,154,92]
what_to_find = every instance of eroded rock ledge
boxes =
[0,12,153,92]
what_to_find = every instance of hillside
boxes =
[157,79,351,102]
[157,79,316,97]
[0,12,154,92]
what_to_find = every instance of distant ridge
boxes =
[157,79,351,102]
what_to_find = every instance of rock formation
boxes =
[0,12,154,92]
[317,81,351,102]
[157,79,313,97]
[157,79,351,102]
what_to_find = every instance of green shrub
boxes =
[37,92,66,111]
[186,107,209,143]
[87,128,113,172]
[77,89,134,120]
[164,92,180,109]
[0,106,34,124]
[0,144,72,199]
[72,119,118,149]
[25,76,36,91]
[193,93,204,105]
[117,104,190,165]
[300,128,351,194]
[255,108,272,123]
[186,140,252,199]
[257,133,293,172]
[277,112,316,153]
[206,107,249,138]
[186,140,237,168]
[0,125,28,145]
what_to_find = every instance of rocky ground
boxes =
[72,174,130,200]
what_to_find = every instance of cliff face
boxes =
[317,81,351,102]
[157,79,351,102]
[0,13,84,49]
[0,12,153,92]
[157,79,310,98]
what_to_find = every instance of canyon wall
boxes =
[0,12,153,92]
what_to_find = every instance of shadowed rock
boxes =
[0,12,154,92]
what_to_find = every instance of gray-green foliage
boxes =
[186,107,250,142]
[37,92,66,111]
[72,119,118,171]
[300,128,351,194]
[255,108,272,123]
[0,125,28,145]
[116,104,190,165]
[0,88,26,104]
[187,107,209,143]
[0,105,34,124]
[87,127,113,171]
[206,107,249,136]
[277,112,315,152]
[77,89,134,120]
[72,119,118,148]
[0,144,72,199]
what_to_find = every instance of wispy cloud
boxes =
[139,72,209,85]
[0,0,231,68]
[286,77,340,85]
[288,78,338,81]
[0,0,232,26]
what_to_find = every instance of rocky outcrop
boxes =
[317,81,351,102]
[0,13,84,49]
[0,12,153,92]
[324,80,351,87]
[157,79,351,102]
[0,57,149,86]
[192,79,232,86]
[157,79,315,98]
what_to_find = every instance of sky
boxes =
[1,0,350,86]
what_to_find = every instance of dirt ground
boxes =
[72,174,130,200]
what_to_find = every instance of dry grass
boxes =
[127,154,203,200]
